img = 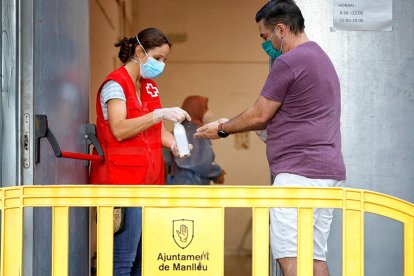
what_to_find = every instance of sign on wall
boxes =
[143,207,224,275]
[333,0,392,31]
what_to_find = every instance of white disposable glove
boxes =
[153,107,191,123]
[255,129,267,143]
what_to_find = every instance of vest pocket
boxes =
[108,154,149,184]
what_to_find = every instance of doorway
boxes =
[89,0,271,275]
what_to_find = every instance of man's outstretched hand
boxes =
[194,118,229,139]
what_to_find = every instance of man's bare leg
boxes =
[277,258,329,276]
[277,257,297,276]
[313,260,329,276]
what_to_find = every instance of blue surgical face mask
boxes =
[262,28,283,60]
[138,56,165,79]
[133,36,166,79]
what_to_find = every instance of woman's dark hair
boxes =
[115,28,172,64]
[255,0,305,34]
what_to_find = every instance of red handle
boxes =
[61,151,103,162]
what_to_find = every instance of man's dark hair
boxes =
[255,0,305,34]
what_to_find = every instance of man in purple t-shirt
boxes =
[194,1,345,275]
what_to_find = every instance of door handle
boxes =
[35,114,104,163]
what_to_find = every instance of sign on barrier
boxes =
[143,207,224,275]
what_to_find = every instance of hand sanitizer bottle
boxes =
[173,122,190,157]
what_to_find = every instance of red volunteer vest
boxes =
[89,66,165,185]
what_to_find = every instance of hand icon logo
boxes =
[176,224,188,242]
[173,219,194,249]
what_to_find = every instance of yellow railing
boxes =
[0,185,413,276]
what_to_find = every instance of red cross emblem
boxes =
[146,83,159,97]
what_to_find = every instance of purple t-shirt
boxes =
[260,41,346,180]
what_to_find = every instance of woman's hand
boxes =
[153,107,191,123]
[171,142,194,158]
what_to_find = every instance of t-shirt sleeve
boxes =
[260,58,295,102]
[101,80,126,104]
[100,80,126,120]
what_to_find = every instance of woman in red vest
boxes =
[90,28,190,276]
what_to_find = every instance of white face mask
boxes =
[202,110,214,123]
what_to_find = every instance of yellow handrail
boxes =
[0,185,413,276]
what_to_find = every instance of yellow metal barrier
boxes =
[0,186,413,276]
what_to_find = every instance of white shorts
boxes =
[270,173,344,261]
